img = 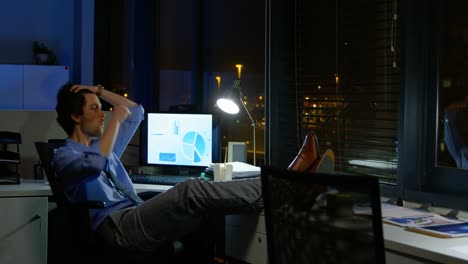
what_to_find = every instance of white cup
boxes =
[224,164,233,181]
[213,163,226,181]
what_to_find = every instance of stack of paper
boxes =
[378,203,455,226]
[356,202,467,238]
[206,162,260,179]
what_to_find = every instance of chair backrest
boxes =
[37,139,101,238]
[261,166,385,264]
[35,139,68,208]
[35,139,98,262]
[36,139,106,211]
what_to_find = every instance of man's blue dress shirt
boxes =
[52,105,145,230]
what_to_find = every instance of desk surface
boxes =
[384,223,468,263]
[0,181,171,197]
[0,179,52,197]
[3,181,468,263]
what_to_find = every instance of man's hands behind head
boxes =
[70,84,99,94]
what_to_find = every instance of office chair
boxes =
[36,140,216,264]
[36,140,105,263]
[260,166,386,264]
[288,130,335,174]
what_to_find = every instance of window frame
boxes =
[396,0,468,211]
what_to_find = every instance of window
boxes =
[202,0,266,165]
[156,0,266,165]
[267,0,468,212]
[94,0,157,111]
[398,0,468,210]
[266,0,400,182]
[159,0,194,111]
[437,0,468,170]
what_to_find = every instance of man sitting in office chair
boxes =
[52,84,263,253]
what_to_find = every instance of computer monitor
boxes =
[261,166,385,264]
[140,112,220,173]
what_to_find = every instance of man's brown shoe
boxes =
[287,131,321,172]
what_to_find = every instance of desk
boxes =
[0,182,163,264]
[384,223,468,264]
[0,180,52,264]
[225,213,268,264]
[225,213,468,264]
[18,181,467,264]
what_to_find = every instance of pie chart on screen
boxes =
[182,131,206,163]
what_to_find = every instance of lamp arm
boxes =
[238,95,256,127]
[235,80,256,126]
[237,88,257,166]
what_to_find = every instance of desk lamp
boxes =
[216,64,257,166]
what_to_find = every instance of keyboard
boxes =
[129,174,198,186]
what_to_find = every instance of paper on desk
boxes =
[385,214,460,228]
[207,162,260,178]
[353,202,432,218]
[380,203,460,228]
[380,203,433,218]
[405,221,468,238]
[230,162,260,178]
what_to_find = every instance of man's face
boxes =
[75,93,105,138]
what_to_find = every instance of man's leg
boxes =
[109,178,262,251]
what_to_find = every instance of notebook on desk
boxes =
[261,166,385,264]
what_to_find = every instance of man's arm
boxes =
[99,105,130,157]
[53,145,107,184]
[72,84,137,108]
[111,105,144,158]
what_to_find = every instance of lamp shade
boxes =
[216,79,242,114]
[216,98,240,114]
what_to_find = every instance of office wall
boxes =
[0,110,66,179]
[0,0,100,179]
[0,0,74,68]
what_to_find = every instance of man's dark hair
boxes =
[455,107,468,144]
[56,84,94,136]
